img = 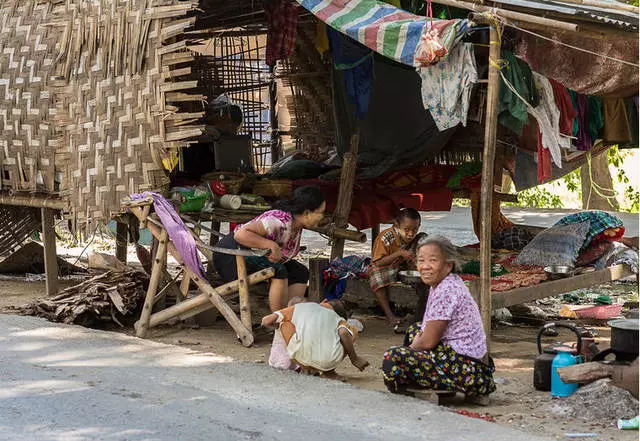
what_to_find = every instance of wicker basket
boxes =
[202,172,245,195]
[253,179,293,199]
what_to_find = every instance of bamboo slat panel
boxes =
[0,0,203,231]
[0,205,41,257]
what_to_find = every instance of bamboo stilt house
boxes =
[0,0,204,233]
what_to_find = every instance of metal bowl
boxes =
[398,270,422,285]
[544,265,575,280]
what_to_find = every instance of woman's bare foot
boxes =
[350,356,370,371]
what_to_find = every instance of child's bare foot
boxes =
[351,356,370,371]
[322,370,347,381]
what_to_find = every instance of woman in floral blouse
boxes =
[382,236,496,401]
[213,186,326,312]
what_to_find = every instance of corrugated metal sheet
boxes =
[493,0,639,30]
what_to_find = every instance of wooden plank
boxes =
[331,130,360,260]
[478,25,502,349]
[557,362,615,384]
[41,208,58,296]
[308,258,329,302]
[492,265,634,310]
[343,279,417,309]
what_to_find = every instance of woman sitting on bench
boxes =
[212,186,326,311]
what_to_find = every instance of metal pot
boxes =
[592,319,639,362]
[398,270,422,285]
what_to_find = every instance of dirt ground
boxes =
[1,277,636,441]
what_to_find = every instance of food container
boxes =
[219,194,242,210]
[544,265,575,280]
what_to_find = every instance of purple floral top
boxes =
[421,273,487,359]
[235,210,301,262]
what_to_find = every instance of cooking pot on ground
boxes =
[592,319,639,362]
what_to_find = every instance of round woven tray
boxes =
[253,179,292,198]
[202,172,245,195]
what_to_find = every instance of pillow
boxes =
[514,221,590,267]
[554,211,623,249]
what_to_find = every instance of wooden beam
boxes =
[40,208,58,296]
[491,265,634,309]
[436,0,579,32]
[331,129,360,260]
[136,230,168,338]
[235,255,252,330]
[478,25,502,349]
[0,194,66,210]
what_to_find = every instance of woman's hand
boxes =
[267,242,283,263]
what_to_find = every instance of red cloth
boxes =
[265,0,299,66]
[548,78,577,137]
[293,166,455,230]
[537,130,552,183]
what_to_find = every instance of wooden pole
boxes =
[371,223,380,254]
[136,229,168,338]
[330,129,360,260]
[235,255,252,330]
[115,221,128,263]
[0,194,65,210]
[40,208,58,296]
[308,257,330,302]
[206,220,221,277]
[478,25,502,352]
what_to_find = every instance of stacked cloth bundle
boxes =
[322,255,371,300]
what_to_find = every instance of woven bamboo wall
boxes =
[0,0,203,230]
[279,19,335,162]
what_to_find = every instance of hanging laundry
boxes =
[498,51,540,136]
[314,21,329,55]
[548,78,577,139]
[603,98,632,144]
[569,91,592,150]
[327,27,374,119]
[624,97,639,147]
[265,0,299,66]
[418,43,478,131]
[587,96,604,142]
[568,90,580,137]
[531,72,566,166]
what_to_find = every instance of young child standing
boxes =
[369,208,424,325]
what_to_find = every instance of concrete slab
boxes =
[0,315,554,441]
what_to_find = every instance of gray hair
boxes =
[416,235,461,272]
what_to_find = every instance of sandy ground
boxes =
[1,207,638,440]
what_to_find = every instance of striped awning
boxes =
[295,0,468,67]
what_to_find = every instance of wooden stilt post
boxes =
[206,220,220,277]
[136,229,168,338]
[330,129,360,260]
[371,223,380,254]
[41,208,58,296]
[478,24,502,352]
[308,257,330,302]
[115,221,128,264]
[235,255,252,330]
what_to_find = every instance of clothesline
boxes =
[492,15,640,68]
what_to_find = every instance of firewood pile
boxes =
[8,270,148,327]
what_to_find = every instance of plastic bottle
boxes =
[618,416,639,430]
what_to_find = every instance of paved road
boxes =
[302,206,639,256]
[0,315,553,441]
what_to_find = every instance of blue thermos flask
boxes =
[551,351,582,397]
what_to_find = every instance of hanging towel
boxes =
[531,72,566,167]
[603,98,632,144]
[587,96,604,143]
[498,51,540,136]
[418,42,478,131]
[569,91,592,150]
[548,78,577,139]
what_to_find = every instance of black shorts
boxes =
[212,234,309,285]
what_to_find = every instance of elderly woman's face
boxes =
[417,244,453,287]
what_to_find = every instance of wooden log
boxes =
[146,268,275,328]
[478,24,502,351]
[438,0,579,32]
[115,221,128,264]
[331,130,360,260]
[0,194,66,210]
[235,255,252,330]
[41,207,58,296]
[136,229,168,338]
[308,258,329,302]
[557,362,614,384]
[178,273,190,302]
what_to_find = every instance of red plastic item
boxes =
[574,304,623,320]
[209,180,227,196]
